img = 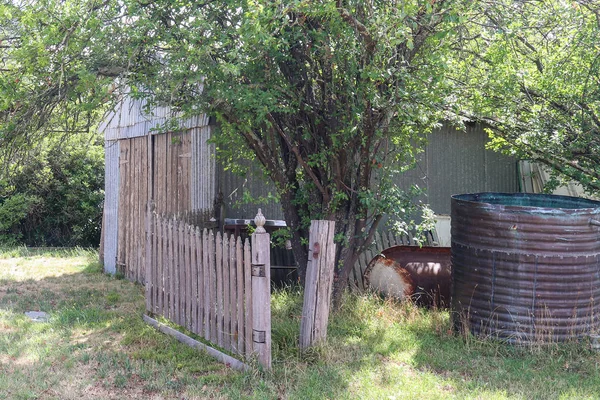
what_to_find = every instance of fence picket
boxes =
[168,219,175,321]
[196,227,203,335]
[187,226,198,333]
[229,234,238,353]
[173,220,180,326]
[236,237,244,354]
[156,218,166,315]
[222,233,231,351]
[145,208,152,314]
[179,221,186,326]
[215,232,224,348]
[209,230,217,345]
[203,229,210,341]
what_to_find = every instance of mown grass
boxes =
[1,248,599,399]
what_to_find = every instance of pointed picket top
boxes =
[254,209,266,233]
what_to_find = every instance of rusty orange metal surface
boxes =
[373,245,452,307]
[451,192,600,343]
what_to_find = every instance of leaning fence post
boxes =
[251,209,271,370]
[299,220,336,350]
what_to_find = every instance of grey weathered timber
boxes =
[236,237,245,354]
[185,225,193,331]
[228,234,237,353]
[145,204,153,314]
[168,219,175,321]
[203,229,211,341]
[190,227,198,332]
[215,232,224,348]
[178,221,186,326]
[243,238,252,358]
[195,227,203,334]
[222,233,231,351]
[174,220,181,326]
[251,209,272,369]
[299,220,336,350]
[156,217,163,315]
[144,211,271,370]
[143,315,249,372]
[208,230,217,345]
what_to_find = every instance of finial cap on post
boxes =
[254,209,266,233]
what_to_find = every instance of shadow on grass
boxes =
[4,252,598,399]
[270,291,600,400]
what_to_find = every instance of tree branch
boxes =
[266,113,330,203]
[337,7,376,53]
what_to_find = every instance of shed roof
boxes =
[100,94,210,141]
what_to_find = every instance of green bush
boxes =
[0,133,104,247]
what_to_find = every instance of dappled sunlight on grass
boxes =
[0,249,240,399]
[0,255,100,282]
[2,249,600,399]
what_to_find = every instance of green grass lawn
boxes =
[0,248,599,399]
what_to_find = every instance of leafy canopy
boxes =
[451,0,600,194]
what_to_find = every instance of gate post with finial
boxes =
[251,209,271,369]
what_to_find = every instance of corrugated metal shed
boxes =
[217,160,284,220]
[102,98,521,280]
[191,126,216,212]
[101,95,214,277]
[103,140,120,274]
[519,160,599,200]
[101,95,210,141]
[420,124,518,214]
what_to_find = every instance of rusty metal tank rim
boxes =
[452,192,600,216]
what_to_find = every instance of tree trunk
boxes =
[279,189,309,283]
[331,243,360,310]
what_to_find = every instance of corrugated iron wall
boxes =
[217,124,517,220]
[103,140,120,274]
[217,160,285,220]
[390,124,518,215]
[422,124,518,214]
[191,126,216,212]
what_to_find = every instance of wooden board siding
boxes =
[117,131,197,283]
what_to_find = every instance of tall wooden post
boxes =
[251,209,271,369]
[299,220,336,350]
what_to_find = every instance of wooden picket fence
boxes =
[144,210,271,369]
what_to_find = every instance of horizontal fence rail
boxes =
[145,212,268,364]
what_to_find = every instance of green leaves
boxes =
[451,0,600,194]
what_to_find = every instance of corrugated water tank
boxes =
[451,192,600,343]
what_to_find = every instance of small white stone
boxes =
[25,311,50,323]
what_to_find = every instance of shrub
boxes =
[0,133,104,247]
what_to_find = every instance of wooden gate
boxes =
[144,209,271,369]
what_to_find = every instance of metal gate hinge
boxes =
[251,263,265,277]
[252,329,266,344]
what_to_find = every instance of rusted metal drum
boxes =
[365,246,451,307]
[451,192,600,343]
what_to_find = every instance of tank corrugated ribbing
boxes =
[451,192,600,343]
